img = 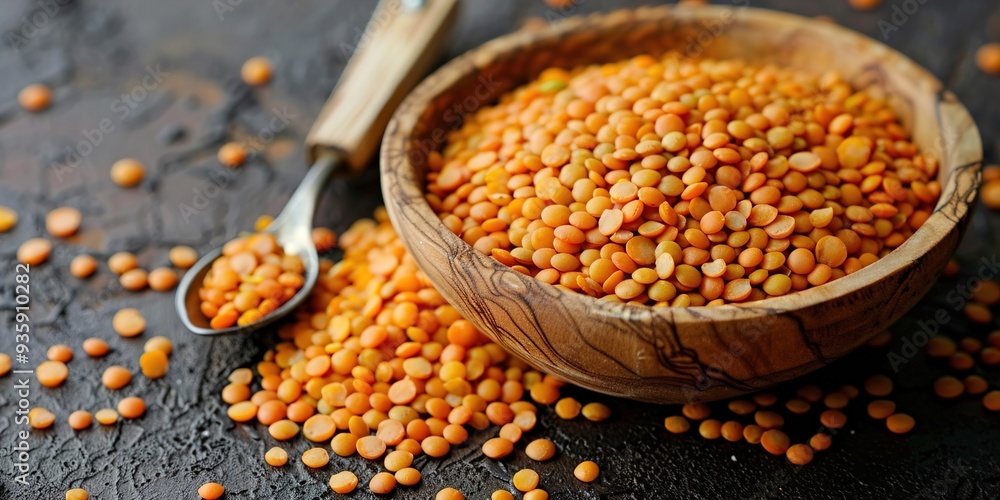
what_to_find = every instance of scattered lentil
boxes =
[0,206,18,232]
[110,159,145,187]
[513,469,540,492]
[241,57,272,86]
[148,267,179,291]
[82,338,109,358]
[17,238,52,265]
[37,360,69,387]
[886,413,915,434]
[19,83,52,111]
[329,471,359,494]
[169,246,199,268]
[29,408,56,429]
[574,461,599,482]
[46,207,82,238]
[113,308,146,337]
[70,255,98,278]
[265,447,288,466]
[198,482,224,500]
[218,142,248,168]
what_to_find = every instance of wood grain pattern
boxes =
[380,5,983,403]
[306,0,459,169]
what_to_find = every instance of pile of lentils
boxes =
[425,52,941,306]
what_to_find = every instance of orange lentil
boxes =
[483,437,515,459]
[820,410,847,429]
[66,489,89,500]
[109,159,145,188]
[886,413,915,434]
[94,408,119,425]
[698,419,722,439]
[117,396,146,419]
[864,375,893,397]
[926,336,957,358]
[19,83,52,111]
[984,391,1000,411]
[754,410,784,429]
[0,206,18,232]
[436,488,465,500]
[47,345,74,363]
[265,447,288,467]
[867,400,896,419]
[395,467,422,486]
[112,308,146,337]
[37,360,69,388]
[227,401,258,422]
[664,415,690,434]
[29,407,56,429]
[964,375,989,395]
[525,438,556,461]
[148,267,178,291]
[743,424,764,444]
[809,433,833,451]
[140,350,169,379]
[198,483,224,499]
[120,268,148,291]
[68,410,92,431]
[721,421,744,442]
[107,252,138,275]
[17,238,52,265]
[513,469,540,492]
[369,471,397,495]
[241,57,272,86]
[70,255,98,278]
[786,444,814,465]
[933,376,965,399]
[218,142,248,168]
[302,447,330,468]
[425,53,937,305]
[169,246,199,269]
[976,43,1000,74]
[329,471,359,494]
[574,461,600,482]
[761,429,790,455]
[46,206,82,238]
[581,402,611,421]
[682,403,710,420]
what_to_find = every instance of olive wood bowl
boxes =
[380,5,982,403]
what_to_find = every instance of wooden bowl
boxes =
[380,6,982,403]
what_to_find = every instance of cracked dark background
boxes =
[0,0,999,498]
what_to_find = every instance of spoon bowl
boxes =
[175,155,339,336]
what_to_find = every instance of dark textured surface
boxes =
[0,0,999,499]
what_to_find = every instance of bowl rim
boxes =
[381,5,983,324]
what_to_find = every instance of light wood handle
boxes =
[306,0,459,169]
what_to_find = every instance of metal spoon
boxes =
[175,0,459,335]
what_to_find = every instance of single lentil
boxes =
[198,483,224,500]
[46,207,82,238]
[70,255,98,278]
[329,471,359,494]
[110,159,145,187]
[574,461,600,482]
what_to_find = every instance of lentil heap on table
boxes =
[425,53,941,306]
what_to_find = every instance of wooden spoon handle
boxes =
[306,0,459,169]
